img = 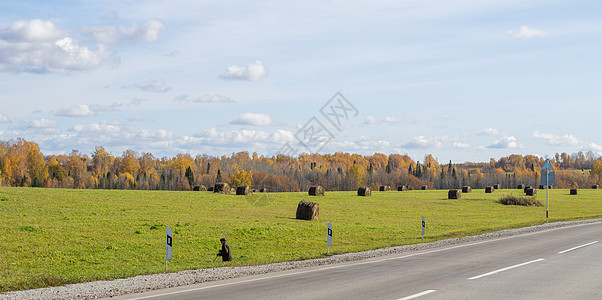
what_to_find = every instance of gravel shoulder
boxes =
[3,218,601,300]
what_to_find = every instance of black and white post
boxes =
[166,225,172,272]
[327,222,333,255]
[421,216,425,240]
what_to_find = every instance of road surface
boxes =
[110,221,602,300]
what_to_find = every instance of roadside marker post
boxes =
[541,159,555,219]
[421,216,425,240]
[327,222,333,255]
[166,225,172,272]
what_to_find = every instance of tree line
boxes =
[1,138,601,191]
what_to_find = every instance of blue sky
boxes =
[1,0,601,162]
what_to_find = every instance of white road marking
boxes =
[398,289,437,299]
[468,258,545,280]
[558,241,599,254]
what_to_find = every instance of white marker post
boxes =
[166,225,172,272]
[541,160,555,219]
[421,216,425,240]
[327,222,333,255]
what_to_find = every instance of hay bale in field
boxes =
[296,200,319,220]
[493,184,502,190]
[517,184,525,190]
[213,182,231,194]
[526,188,537,196]
[570,188,578,195]
[193,185,207,191]
[593,185,599,189]
[207,186,214,192]
[539,185,544,190]
[379,185,391,191]
[448,189,461,199]
[523,186,532,193]
[308,186,325,196]
[236,185,253,195]
[485,186,494,193]
[421,185,427,190]
[259,188,267,193]
[358,187,371,196]
[462,186,472,193]
[397,185,408,191]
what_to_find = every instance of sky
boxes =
[1,0,601,163]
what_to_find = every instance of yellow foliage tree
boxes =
[592,160,602,181]
[230,170,253,187]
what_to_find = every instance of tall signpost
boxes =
[541,159,555,218]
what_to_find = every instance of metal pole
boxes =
[546,171,549,219]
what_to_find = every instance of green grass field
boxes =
[1,187,601,292]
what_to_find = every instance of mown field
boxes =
[1,187,601,292]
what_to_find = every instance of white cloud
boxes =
[124,78,172,93]
[19,118,60,134]
[174,94,234,103]
[384,116,404,124]
[0,19,110,73]
[486,136,519,149]
[478,128,502,136]
[452,142,470,148]
[362,116,404,125]
[82,19,166,45]
[532,130,580,146]
[56,105,96,117]
[0,112,10,123]
[508,25,546,40]
[363,116,378,125]
[400,136,443,149]
[220,60,267,81]
[230,113,273,126]
[589,143,602,152]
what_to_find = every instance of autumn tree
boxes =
[230,170,253,187]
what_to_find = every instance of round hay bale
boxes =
[236,185,253,195]
[259,188,267,193]
[570,188,578,195]
[421,185,427,190]
[308,186,325,196]
[523,186,532,193]
[448,189,461,199]
[517,184,525,189]
[193,185,207,191]
[207,186,214,192]
[379,185,391,191]
[592,185,599,189]
[296,200,319,220]
[357,187,371,196]
[397,185,408,191]
[526,188,537,196]
[485,186,494,193]
[462,186,472,193]
[493,184,502,190]
[213,182,231,194]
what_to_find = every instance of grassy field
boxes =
[1,187,601,292]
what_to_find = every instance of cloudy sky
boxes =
[1,0,601,162]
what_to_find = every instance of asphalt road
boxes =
[112,221,602,300]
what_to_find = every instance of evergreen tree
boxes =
[185,166,194,187]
